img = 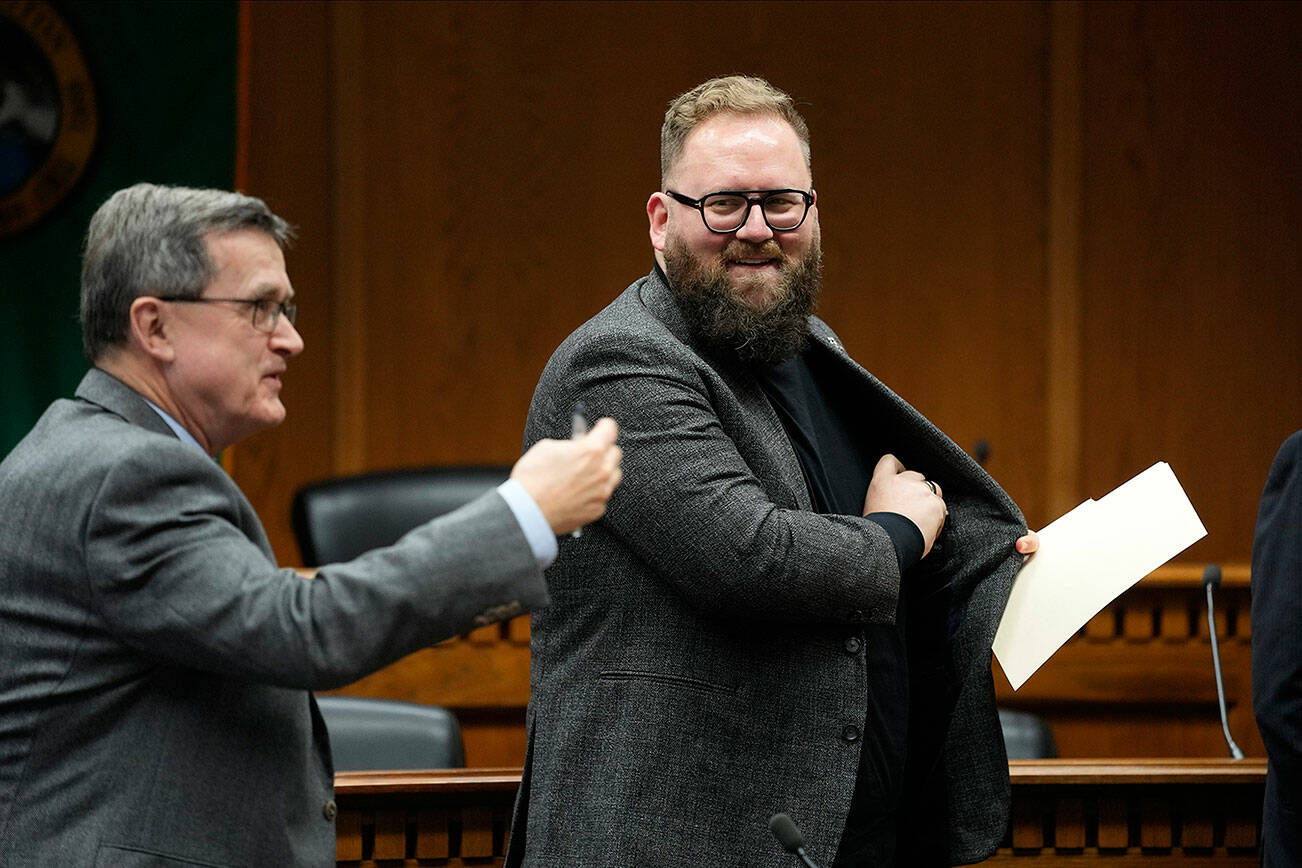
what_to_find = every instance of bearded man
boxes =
[508,76,1037,868]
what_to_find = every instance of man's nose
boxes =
[271,316,305,357]
[734,201,774,243]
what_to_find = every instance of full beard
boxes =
[664,234,823,366]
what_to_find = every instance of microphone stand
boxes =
[1204,567,1245,759]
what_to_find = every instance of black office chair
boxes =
[997,707,1059,759]
[315,694,465,770]
[291,465,511,566]
[294,467,509,771]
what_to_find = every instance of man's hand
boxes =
[512,418,623,535]
[1015,531,1039,555]
[863,453,947,558]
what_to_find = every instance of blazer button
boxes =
[843,636,863,655]
[842,724,861,743]
[322,799,338,821]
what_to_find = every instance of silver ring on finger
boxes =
[925,479,938,496]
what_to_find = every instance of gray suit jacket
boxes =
[510,271,1026,867]
[0,368,547,867]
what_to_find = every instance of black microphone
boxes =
[769,813,822,868]
[1202,564,1245,759]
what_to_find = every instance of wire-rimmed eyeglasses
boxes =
[155,296,298,333]
[665,188,814,234]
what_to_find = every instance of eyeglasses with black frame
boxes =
[665,188,814,234]
[154,296,298,334]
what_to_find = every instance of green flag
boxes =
[1,0,236,457]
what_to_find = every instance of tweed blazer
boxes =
[0,368,547,867]
[509,270,1027,867]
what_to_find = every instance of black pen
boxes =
[570,402,588,538]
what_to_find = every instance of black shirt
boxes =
[756,353,923,569]
[755,349,913,865]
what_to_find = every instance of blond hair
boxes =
[660,75,811,185]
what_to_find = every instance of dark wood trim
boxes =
[1008,757,1266,785]
[333,760,1266,865]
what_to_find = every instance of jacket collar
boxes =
[637,263,703,355]
[75,367,178,441]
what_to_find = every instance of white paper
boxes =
[993,461,1207,690]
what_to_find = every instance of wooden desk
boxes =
[334,759,1266,866]
[334,768,519,865]
[992,759,1265,864]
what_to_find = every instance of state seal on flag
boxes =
[0,0,98,238]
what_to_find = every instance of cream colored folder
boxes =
[993,461,1207,690]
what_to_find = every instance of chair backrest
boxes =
[291,465,511,566]
[998,707,1059,759]
[315,694,466,771]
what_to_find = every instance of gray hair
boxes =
[661,75,812,186]
[80,183,293,361]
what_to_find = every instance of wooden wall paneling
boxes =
[329,1,370,476]
[806,1,1052,531]
[1046,1,1085,521]
[1078,1,1302,565]
[254,1,1052,515]
[340,2,660,472]
[236,1,1299,564]
[234,0,337,564]
[235,1,1299,766]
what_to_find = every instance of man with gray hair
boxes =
[508,77,1036,866]
[0,183,622,865]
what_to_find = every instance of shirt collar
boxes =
[143,400,205,452]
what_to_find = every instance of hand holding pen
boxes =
[509,404,622,537]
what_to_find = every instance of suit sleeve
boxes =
[82,440,546,689]
[533,331,901,626]
[1252,431,1302,805]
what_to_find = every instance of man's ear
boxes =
[127,296,176,362]
[647,192,670,253]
